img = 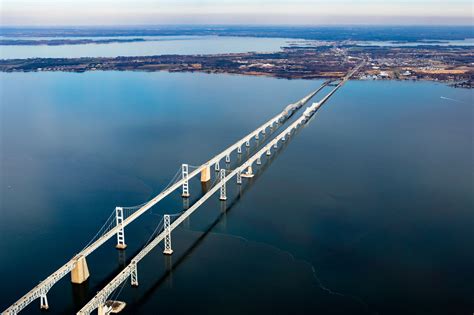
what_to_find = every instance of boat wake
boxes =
[440,96,466,104]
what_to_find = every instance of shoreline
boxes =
[0,44,472,88]
[0,66,470,88]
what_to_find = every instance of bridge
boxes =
[2,62,362,315]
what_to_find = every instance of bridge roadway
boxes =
[77,65,361,314]
[2,81,331,315]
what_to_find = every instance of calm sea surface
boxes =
[1,36,473,60]
[0,71,473,315]
[0,36,298,59]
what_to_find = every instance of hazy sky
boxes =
[1,0,472,26]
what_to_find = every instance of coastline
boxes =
[1,47,472,88]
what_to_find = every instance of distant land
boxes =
[1,25,473,42]
[1,26,472,88]
[2,44,472,87]
[0,38,145,46]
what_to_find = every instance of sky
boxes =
[1,0,472,26]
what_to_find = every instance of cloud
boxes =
[1,0,472,25]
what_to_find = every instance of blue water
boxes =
[0,36,295,59]
[0,72,473,314]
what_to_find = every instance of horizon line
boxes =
[1,24,473,28]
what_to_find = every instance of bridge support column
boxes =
[215,161,220,172]
[115,207,127,250]
[98,304,105,315]
[245,140,250,147]
[181,164,190,198]
[237,169,242,185]
[225,154,230,163]
[262,128,266,135]
[98,303,112,315]
[256,156,262,165]
[71,255,90,284]
[266,148,271,156]
[200,164,211,182]
[131,262,139,287]
[40,293,49,310]
[237,146,242,154]
[255,132,259,140]
[163,215,173,255]
[219,169,227,201]
[273,142,278,149]
[241,165,254,178]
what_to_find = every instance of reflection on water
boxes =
[0,71,473,314]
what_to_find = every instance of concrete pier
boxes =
[241,166,254,178]
[97,304,111,315]
[200,164,211,182]
[115,243,127,250]
[71,256,90,284]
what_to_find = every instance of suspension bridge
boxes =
[2,62,362,315]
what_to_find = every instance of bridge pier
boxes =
[215,161,220,172]
[255,132,259,140]
[237,146,242,154]
[256,156,262,165]
[201,180,211,193]
[241,165,254,178]
[181,164,190,198]
[225,154,230,163]
[236,169,242,184]
[39,293,49,310]
[200,164,211,182]
[115,207,127,250]
[266,148,271,156]
[245,140,250,147]
[163,215,173,255]
[219,169,227,201]
[97,303,111,315]
[273,142,278,149]
[71,255,90,284]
